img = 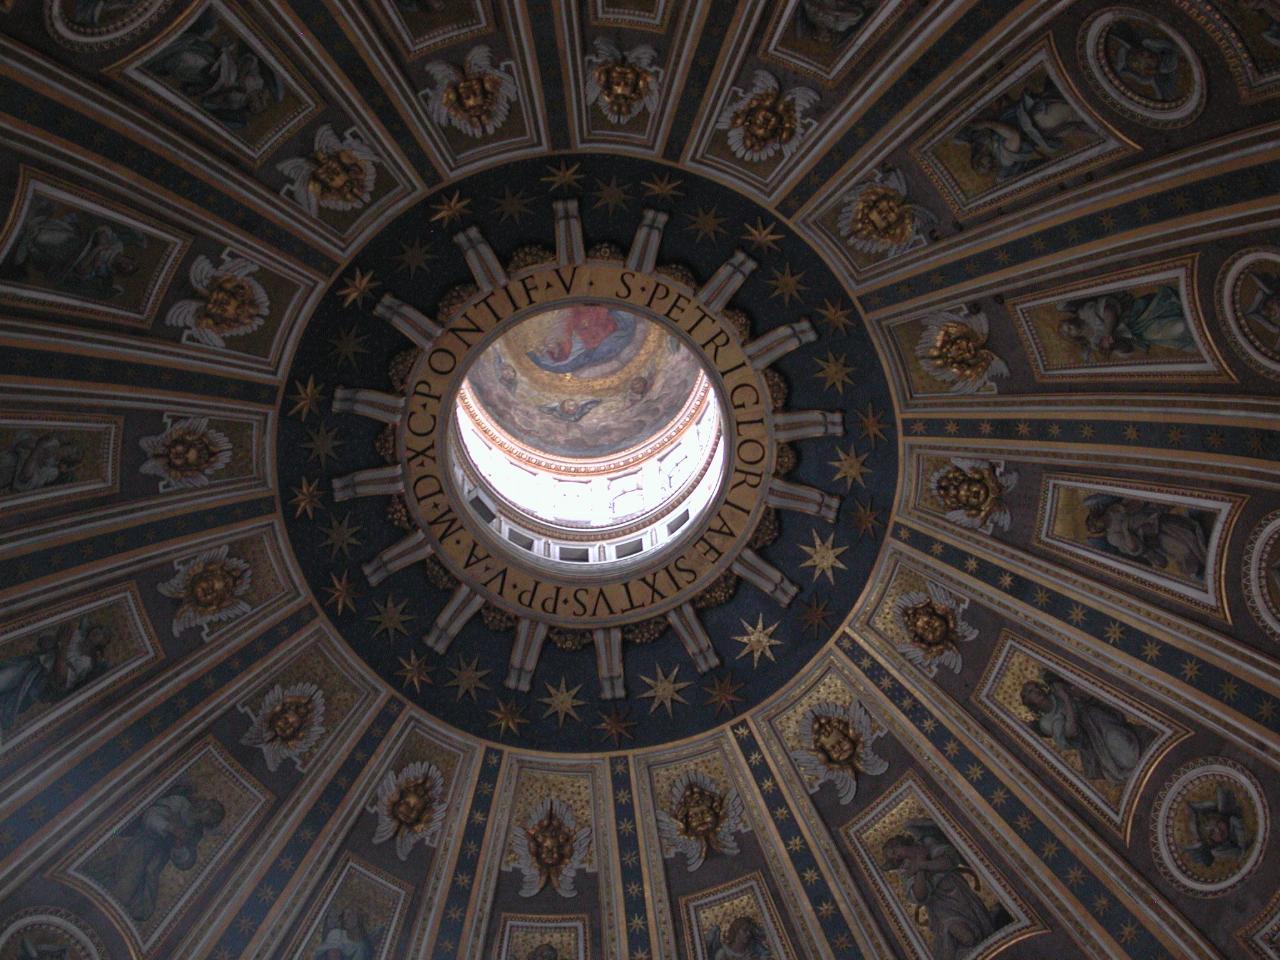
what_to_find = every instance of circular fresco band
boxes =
[402,261,774,628]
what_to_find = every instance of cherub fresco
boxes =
[139,417,232,489]
[165,254,271,349]
[91,783,226,922]
[893,582,977,676]
[930,458,1017,534]
[584,38,662,125]
[1054,286,1194,362]
[240,682,326,773]
[369,760,446,860]
[795,0,876,46]
[0,432,83,497]
[655,770,748,871]
[0,615,111,739]
[5,198,145,299]
[790,700,887,804]
[913,309,1009,394]
[837,167,937,264]
[1019,672,1153,787]
[717,71,819,163]
[954,78,1091,183]
[422,46,518,139]
[142,9,286,132]
[881,820,1013,960]
[704,916,770,959]
[526,305,637,375]
[1082,495,1211,582]
[278,125,380,217]
[511,797,590,898]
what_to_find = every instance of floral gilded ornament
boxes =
[278,124,380,216]
[370,760,447,860]
[584,38,663,124]
[915,308,1009,394]
[511,797,591,898]
[930,458,1018,534]
[423,46,518,138]
[791,700,888,804]
[157,544,252,637]
[717,70,819,163]
[165,254,270,348]
[837,168,937,260]
[656,771,748,871]
[893,582,977,676]
[240,682,326,772]
[138,417,232,489]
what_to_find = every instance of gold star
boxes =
[1068,603,1087,625]
[1141,639,1161,661]
[337,267,378,307]
[703,673,745,715]
[596,707,636,745]
[997,571,1014,589]
[320,512,362,558]
[289,477,323,519]
[394,237,432,277]
[1104,621,1124,643]
[492,187,533,223]
[1180,658,1200,682]
[397,650,432,692]
[446,655,491,701]
[799,529,848,584]
[813,351,854,394]
[303,423,343,467]
[1065,866,1085,887]
[640,172,683,200]
[429,190,470,225]
[741,217,784,253]
[367,594,412,641]
[851,500,881,537]
[734,615,783,668]
[1033,587,1050,607]
[487,700,528,738]
[542,159,584,191]
[287,375,325,421]
[1257,699,1276,721]
[829,444,869,489]
[639,663,693,715]
[685,205,726,243]
[539,676,585,727]
[328,327,368,369]
[816,298,853,335]
[325,570,358,615]
[766,262,807,305]
[800,595,832,639]
[592,176,631,217]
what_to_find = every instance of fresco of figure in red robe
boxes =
[526,305,638,375]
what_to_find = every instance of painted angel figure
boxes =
[422,46,518,138]
[240,681,326,773]
[1106,20,1185,102]
[1019,672,1151,786]
[704,916,771,959]
[717,70,819,163]
[0,432,82,496]
[655,770,748,871]
[955,80,1090,182]
[313,905,383,960]
[914,308,1009,394]
[893,581,977,676]
[837,167,937,260]
[0,615,110,738]
[584,38,663,124]
[165,253,271,348]
[791,700,888,804]
[1243,267,1280,339]
[138,416,233,490]
[930,458,1018,534]
[1054,286,1193,362]
[881,819,1012,960]
[511,797,590,898]
[368,760,446,861]
[278,124,380,216]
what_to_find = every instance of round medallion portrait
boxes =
[1218,247,1280,379]
[1081,8,1206,126]
[277,154,897,751]
[1244,509,1280,641]
[1151,757,1268,896]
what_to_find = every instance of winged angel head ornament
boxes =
[240,681,326,772]
[914,308,1009,394]
[656,771,748,871]
[717,70,819,163]
[511,797,591,898]
[792,700,888,804]
[277,124,380,216]
[894,581,978,676]
[584,38,662,124]
[369,760,447,861]
[423,45,518,139]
